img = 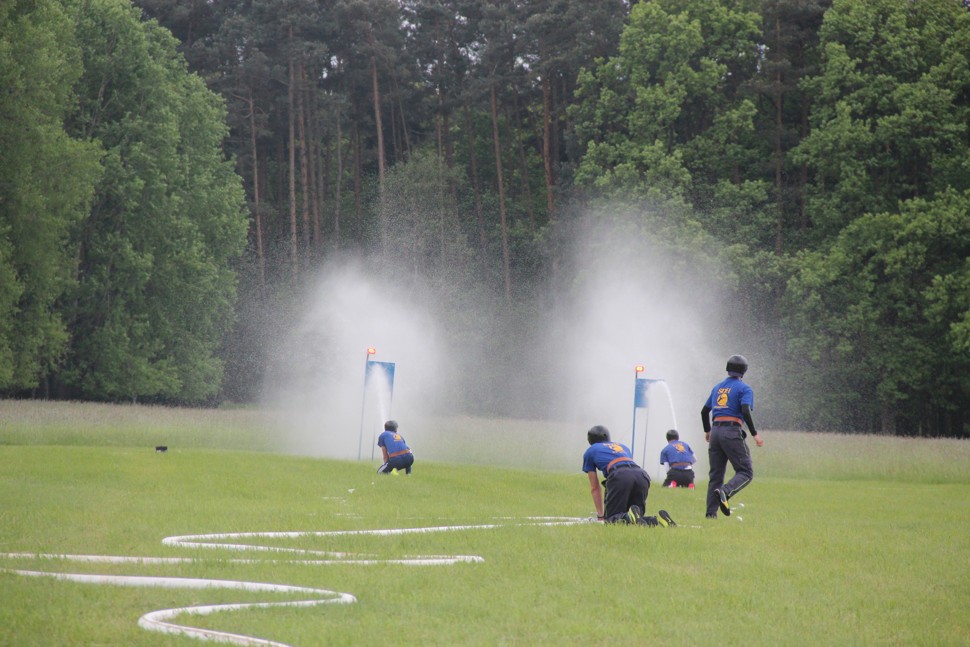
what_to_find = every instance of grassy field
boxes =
[1,400,968,646]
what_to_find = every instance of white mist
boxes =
[264,206,742,478]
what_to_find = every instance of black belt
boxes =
[609,462,638,475]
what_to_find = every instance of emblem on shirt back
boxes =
[716,388,730,406]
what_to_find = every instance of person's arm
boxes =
[741,404,764,447]
[381,446,389,462]
[587,471,605,520]
[701,404,712,442]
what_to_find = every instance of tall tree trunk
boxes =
[799,99,809,231]
[442,108,457,205]
[435,100,444,160]
[276,139,285,209]
[389,82,401,163]
[287,39,299,282]
[435,125,446,258]
[541,74,555,222]
[368,27,387,253]
[511,97,535,231]
[321,126,332,248]
[545,75,562,281]
[396,82,411,156]
[353,117,362,222]
[773,15,784,256]
[436,93,458,207]
[297,61,311,260]
[334,112,343,247]
[490,80,511,305]
[463,102,486,254]
[430,86,448,257]
[307,78,322,251]
[246,87,265,287]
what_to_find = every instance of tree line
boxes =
[1,0,247,403]
[2,0,968,436]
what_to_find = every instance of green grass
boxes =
[1,400,968,646]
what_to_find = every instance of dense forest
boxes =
[1,0,968,436]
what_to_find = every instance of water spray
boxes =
[631,365,645,454]
[631,365,679,476]
[357,348,396,461]
[357,347,377,461]
[631,365,663,456]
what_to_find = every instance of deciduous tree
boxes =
[58,0,248,403]
[782,190,970,434]
[0,0,101,392]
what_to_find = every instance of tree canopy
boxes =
[2,0,968,434]
[1,0,247,403]
[0,0,102,390]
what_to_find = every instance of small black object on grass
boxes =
[155,446,168,453]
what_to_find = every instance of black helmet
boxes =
[666,429,679,441]
[587,425,611,445]
[384,420,399,431]
[726,354,748,375]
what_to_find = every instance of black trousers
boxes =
[662,469,695,487]
[604,465,651,523]
[378,452,414,474]
[706,424,753,516]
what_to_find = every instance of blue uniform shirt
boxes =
[704,376,754,420]
[377,430,409,454]
[660,440,696,467]
[582,442,635,478]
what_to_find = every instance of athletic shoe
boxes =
[688,483,695,490]
[391,468,400,476]
[626,505,643,525]
[715,488,731,516]
[658,510,676,527]
[668,482,677,488]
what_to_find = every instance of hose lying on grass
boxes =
[1,517,586,646]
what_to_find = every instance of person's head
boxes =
[666,429,679,442]
[726,354,748,377]
[587,425,611,445]
[384,420,399,431]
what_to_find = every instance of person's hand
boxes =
[754,435,764,448]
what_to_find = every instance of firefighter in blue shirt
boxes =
[701,355,764,518]
[659,429,696,489]
[377,420,414,475]
[582,425,675,527]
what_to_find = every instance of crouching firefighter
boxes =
[377,420,414,475]
[582,425,675,527]
[660,429,696,489]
